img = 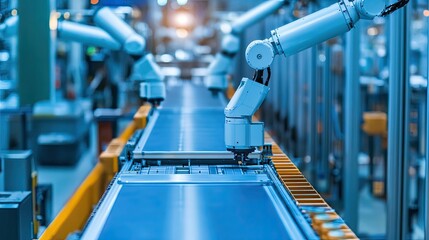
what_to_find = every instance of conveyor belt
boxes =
[97,179,307,239]
[79,83,357,240]
[139,109,226,152]
[163,82,226,109]
[81,163,318,240]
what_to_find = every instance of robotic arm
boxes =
[225,0,387,160]
[205,0,287,91]
[0,16,122,50]
[94,7,165,105]
[0,8,166,105]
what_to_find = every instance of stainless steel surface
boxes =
[135,150,261,160]
[343,23,360,231]
[387,4,411,240]
[118,174,271,184]
[424,0,429,236]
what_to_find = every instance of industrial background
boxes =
[0,0,426,239]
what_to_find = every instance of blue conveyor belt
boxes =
[141,109,226,152]
[99,184,295,240]
[162,82,226,109]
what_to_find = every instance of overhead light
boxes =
[424,9,429,17]
[174,11,194,28]
[157,0,168,6]
[176,28,189,38]
[177,0,188,6]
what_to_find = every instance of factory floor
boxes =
[359,185,386,237]
[37,150,96,216]
[37,124,97,219]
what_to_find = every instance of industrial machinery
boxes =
[224,0,408,160]
[47,82,357,240]
[0,7,166,105]
[205,0,286,91]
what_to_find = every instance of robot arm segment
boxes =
[206,0,286,90]
[226,0,387,158]
[231,0,286,35]
[58,21,121,50]
[94,7,165,104]
[246,0,385,70]
[94,7,145,55]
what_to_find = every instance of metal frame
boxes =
[343,22,360,231]
[386,3,411,240]
[425,0,429,237]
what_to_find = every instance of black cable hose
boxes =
[380,0,410,17]
[255,70,264,84]
[265,67,272,86]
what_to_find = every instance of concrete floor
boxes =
[37,123,97,218]
[358,185,386,237]
[37,151,96,217]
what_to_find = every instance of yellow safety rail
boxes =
[39,105,151,240]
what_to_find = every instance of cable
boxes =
[254,70,264,84]
[380,0,410,17]
[265,67,271,86]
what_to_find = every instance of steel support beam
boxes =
[18,0,54,105]
[319,43,332,193]
[386,3,410,240]
[343,23,360,232]
[425,0,429,238]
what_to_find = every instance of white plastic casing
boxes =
[131,54,164,82]
[224,78,270,150]
[205,34,240,90]
[140,81,166,101]
[131,54,166,101]
[355,0,385,19]
[225,78,270,118]
[205,74,228,90]
[225,118,264,150]
[58,21,121,50]
[245,40,275,70]
[94,7,145,55]
[221,34,240,54]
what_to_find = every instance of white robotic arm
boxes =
[225,0,386,159]
[58,21,121,50]
[205,0,286,91]
[1,9,165,105]
[0,16,122,49]
[94,7,165,105]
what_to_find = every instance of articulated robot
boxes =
[225,0,409,160]
[205,0,287,91]
[0,7,165,105]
